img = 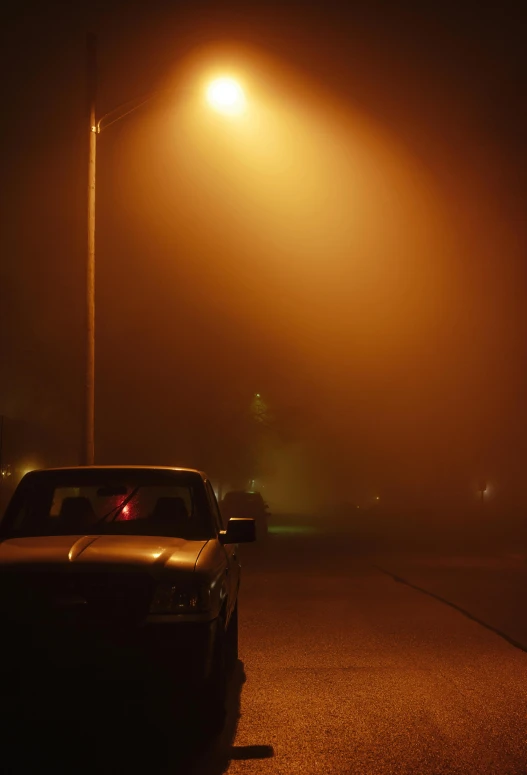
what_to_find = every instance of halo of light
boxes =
[206,77,246,115]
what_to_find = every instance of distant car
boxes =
[220,490,270,538]
[0,466,256,733]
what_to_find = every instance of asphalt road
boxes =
[3,534,527,774]
[194,535,527,775]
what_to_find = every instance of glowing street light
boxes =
[206,77,246,115]
[83,35,247,464]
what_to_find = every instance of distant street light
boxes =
[477,478,488,508]
[84,33,245,464]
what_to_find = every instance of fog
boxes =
[1,1,525,524]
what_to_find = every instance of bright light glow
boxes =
[206,78,246,115]
[20,463,39,478]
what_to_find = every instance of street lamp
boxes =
[206,77,246,115]
[83,33,245,464]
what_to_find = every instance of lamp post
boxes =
[85,32,97,466]
[82,33,245,465]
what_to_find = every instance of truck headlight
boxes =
[149,583,202,614]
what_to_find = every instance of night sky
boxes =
[1,1,525,514]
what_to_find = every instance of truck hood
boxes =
[0,534,208,573]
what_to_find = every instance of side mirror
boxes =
[220,517,256,544]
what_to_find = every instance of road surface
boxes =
[196,535,527,775]
[3,534,527,774]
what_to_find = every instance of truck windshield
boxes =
[0,469,215,540]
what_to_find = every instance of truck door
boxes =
[205,480,240,622]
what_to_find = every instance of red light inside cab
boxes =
[117,503,133,521]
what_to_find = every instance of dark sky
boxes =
[1,1,525,511]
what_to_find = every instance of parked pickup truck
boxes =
[0,466,256,732]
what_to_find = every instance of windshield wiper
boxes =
[93,486,141,526]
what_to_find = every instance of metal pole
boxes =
[85,32,97,465]
[0,414,4,476]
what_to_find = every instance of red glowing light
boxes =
[116,503,133,521]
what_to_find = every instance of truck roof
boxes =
[23,465,207,477]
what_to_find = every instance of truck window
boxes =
[205,481,225,532]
